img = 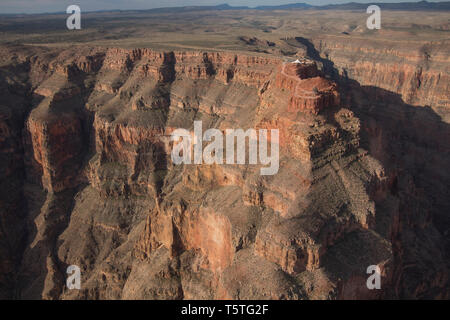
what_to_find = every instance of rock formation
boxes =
[0,42,448,300]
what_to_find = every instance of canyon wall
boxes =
[309,37,450,112]
[0,43,448,299]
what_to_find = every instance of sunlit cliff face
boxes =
[0,5,448,299]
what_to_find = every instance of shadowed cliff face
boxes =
[0,43,448,300]
[303,37,450,112]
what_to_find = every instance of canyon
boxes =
[0,7,448,300]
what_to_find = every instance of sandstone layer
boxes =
[0,43,448,299]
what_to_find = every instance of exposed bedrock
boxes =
[0,43,447,299]
[304,37,450,111]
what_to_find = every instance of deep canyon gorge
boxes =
[0,6,449,300]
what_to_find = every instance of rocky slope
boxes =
[305,37,450,112]
[0,43,448,299]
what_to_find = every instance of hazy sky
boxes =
[0,0,447,14]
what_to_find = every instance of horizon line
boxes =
[0,0,448,16]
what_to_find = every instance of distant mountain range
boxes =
[131,1,450,13]
[1,1,449,16]
[317,1,450,10]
